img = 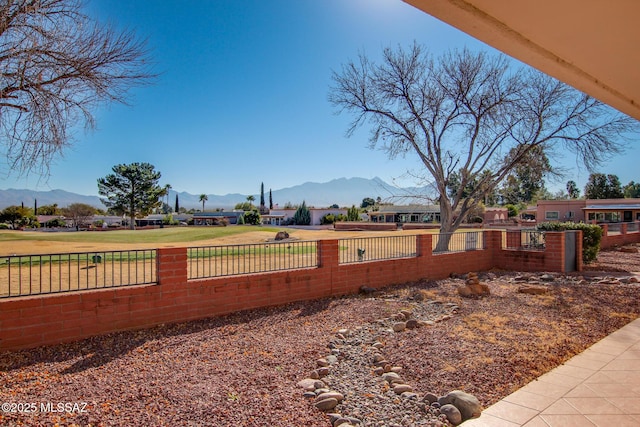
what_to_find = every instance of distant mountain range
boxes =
[0,177,435,210]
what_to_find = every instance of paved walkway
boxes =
[463,317,640,426]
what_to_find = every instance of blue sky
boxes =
[1,0,638,197]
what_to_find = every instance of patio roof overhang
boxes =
[583,205,640,211]
[404,0,640,120]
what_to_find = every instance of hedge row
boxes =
[536,222,603,263]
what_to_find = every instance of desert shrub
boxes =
[537,222,603,263]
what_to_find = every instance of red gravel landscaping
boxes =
[1,247,638,426]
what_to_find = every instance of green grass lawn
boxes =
[0,226,282,245]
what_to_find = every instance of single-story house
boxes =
[269,207,349,226]
[192,211,244,225]
[537,198,640,223]
[261,214,286,226]
[483,207,510,224]
[368,205,441,224]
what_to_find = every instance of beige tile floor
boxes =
[462,318,640,426]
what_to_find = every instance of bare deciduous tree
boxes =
[0,0,154,175]
[330,43,637,238]
[61,202,96,229]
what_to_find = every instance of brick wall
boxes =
[0,231,577,352]
[600,223,640,249]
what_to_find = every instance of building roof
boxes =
[192,212,243,218]
[584,204,640,210]
[375,204,440,213]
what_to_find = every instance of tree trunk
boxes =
[435,197,456,252]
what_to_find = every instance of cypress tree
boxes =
[260,183,265,208]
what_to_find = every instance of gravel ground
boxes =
[0,246,638,426]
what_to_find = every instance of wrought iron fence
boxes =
[628,222,639,233]
[432,231,485,254]
[188,240,318,279]
[503,230,546,250]
[606,223,623,235]
[339,235,417,264]
[0,250,156,298]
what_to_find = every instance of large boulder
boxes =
[275,231,290,240]
[438,390,482,422]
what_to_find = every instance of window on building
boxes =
[545,211,559,220]
[587,212,621,222]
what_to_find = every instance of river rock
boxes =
[393,384,413,394]
[297,378,317,391]
[392,322,406,332]
[440,404,462,425]
[406,319,419,329]
[316,391,344,403]
[315,397,339,411]
[423,393,438,404]
[381,372,403,384]
[438,390,482,421]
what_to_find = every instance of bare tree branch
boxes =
[0,0,155,175]
[329,42,639,233]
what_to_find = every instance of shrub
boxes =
[0,223,9,229]
[321,213,348,225]
[537,222,603,263]
[162,215,179,225]
[293,201,311,225]
[347,205,360,221]
[321,214,335,225]
[505,204,518,218]
[243,210,261,225]
[46,218,66,227]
